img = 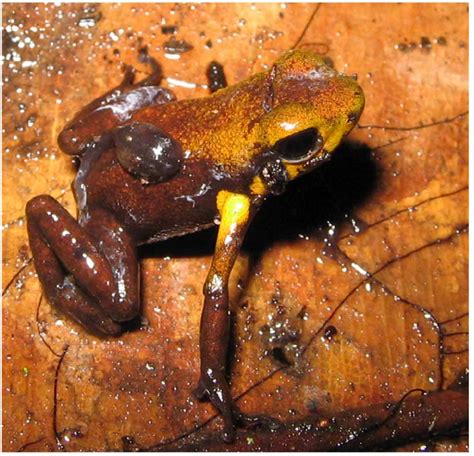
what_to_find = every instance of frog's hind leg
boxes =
[58,57,175,157]
[26,195,139,336]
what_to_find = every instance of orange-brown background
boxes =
[2,3,468,451]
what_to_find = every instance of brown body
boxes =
[77,147,244,243]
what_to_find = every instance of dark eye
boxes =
[274,128,323,162]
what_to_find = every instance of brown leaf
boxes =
[3,3,467,452]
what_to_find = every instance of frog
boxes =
[25,49,364,442]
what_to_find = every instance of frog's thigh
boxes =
[26,195,121,335]
[198,191,252,441]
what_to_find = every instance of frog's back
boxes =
[131,72,268,174]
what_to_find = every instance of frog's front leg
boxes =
[58,57,175,157]
[194,191,257,441]
[207,61,228,93]
[26,195,139,335]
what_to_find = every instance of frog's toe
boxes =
[136,55,163,87]
[120,65,136,87]
[94,318,123,337]
[221,424,236,443]
[234,410,281,431]
[52,278,123,337]
[192,381,208,401]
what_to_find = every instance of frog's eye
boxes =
[274,128,324,163]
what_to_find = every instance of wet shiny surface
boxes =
[3,3,467,452]
[24,34,364,446]
[113,122,183,183]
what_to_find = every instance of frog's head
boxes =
[254,49,364,189]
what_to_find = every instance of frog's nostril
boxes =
[347,112,359,124]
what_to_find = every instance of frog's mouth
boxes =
[273,127,324,164]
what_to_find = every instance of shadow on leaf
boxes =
[142,140,379,259]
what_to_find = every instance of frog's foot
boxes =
[119,48,163,88]
[26,195,140,336]
[234,409,282,431]
[194,370,238,442]
[192,381,207,400]
[137,52,163,87]
[194,374,281,442]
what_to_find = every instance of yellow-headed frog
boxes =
[26,49,364,441]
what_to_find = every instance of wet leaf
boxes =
[3,3,467,451]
